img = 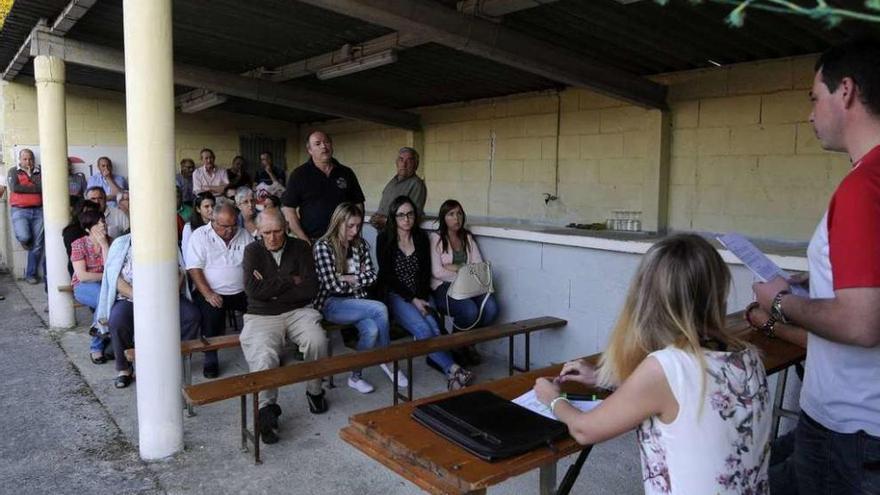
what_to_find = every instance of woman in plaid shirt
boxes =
[313,203,407,394]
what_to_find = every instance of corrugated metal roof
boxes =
[1,0,879,125]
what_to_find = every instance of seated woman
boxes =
[96,234,201,388]
[430,199,499,364]
[534,234,772,494]
[70,209,110,364]
[63,199,102,277]
[235,186,258,236]
[180,192,214,264]
[378,196,475,390]
[313,202,405,394]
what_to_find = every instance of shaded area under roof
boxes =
[1,0,879,125]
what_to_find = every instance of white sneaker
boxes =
[380,363,409,388]
[347,375,374,394]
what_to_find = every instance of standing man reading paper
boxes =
[753,38,880,495]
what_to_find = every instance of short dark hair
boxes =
[260,151,273,159]
[78,209,104,231]
[200,148,215,158]
[85,186,106,198]
[816,37,880,116]
[305,130,331,147]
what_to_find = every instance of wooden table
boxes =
[340,327,806,495]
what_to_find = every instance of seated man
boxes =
[87,156,127,207]
[241,209,329,444]
[186,202,253,378]
[85,186,129,239]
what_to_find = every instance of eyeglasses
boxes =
[395,211,416,220]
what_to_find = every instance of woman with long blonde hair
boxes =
[313,203,406,394]
[535,234,772,494]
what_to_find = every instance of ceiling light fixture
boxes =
[316,49,398,80]
[178,89,228,113]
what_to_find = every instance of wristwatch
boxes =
[770,290,791,324]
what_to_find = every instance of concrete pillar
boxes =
[34,55,75,328]
[122,0,183,459]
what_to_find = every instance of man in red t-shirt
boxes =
[7,148,44,284]
[754,38,880,494]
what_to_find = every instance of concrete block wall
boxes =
[0,80,299,275]
[659,55,850,240]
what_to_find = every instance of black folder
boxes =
[411,390,569,462]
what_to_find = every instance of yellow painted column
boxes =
[34,55,75,328]
[122,0,183,459]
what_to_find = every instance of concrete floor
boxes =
[0,274,643,494]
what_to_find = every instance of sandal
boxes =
[114,373,133,389]
[90,352,107,365]
[447,367,476,391]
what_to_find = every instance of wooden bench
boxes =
[183,316,567,463]
[124,323,347,416]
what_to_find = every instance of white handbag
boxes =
[446,261,494,331]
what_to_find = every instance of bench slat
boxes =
[184,316,566,406]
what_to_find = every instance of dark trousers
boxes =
[193,291,247,368]
[108,297,202,372]
[771,411,880,495]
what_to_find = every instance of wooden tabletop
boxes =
[341,323,806,495]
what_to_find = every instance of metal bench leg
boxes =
[183,355,195,417]
[325,335,336,388]
[508,335,515,376]
[539,461,557,495]
[772,366,792,438]
[407,358,413,402]
[240,395,248,453]
[252,392,261,465]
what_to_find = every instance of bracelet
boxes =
[549,396,571,416]
[745,301,777,338]
[744,302,761,328]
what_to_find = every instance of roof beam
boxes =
[298,0,667,109]
[176,0,557,112]
[30,30,421,130]
[2,0,98,81]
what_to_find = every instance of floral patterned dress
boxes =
[638,345,771,494]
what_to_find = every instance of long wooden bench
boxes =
[184,316,567,463]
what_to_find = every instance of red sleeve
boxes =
[828,169,880,290]
[70,237,86,263]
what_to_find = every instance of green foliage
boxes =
[0,0,15,31]
[657,0,880,26]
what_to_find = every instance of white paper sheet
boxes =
[512,389,602,420]
[717,232,809,297]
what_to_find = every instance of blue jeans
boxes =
[10,206,44,279]
[74,281,104,353]
[322,297,389,375]
[387,292,454,373]
[775,411,880,495]
[433,282,499,330]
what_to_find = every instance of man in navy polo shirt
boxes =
[282,131,365,242]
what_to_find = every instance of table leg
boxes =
[539,461,557,495]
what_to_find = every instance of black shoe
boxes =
[466,346,482,365]
[306,390,328,414]
[266,404,281,429]
[450,348,470,367]
[258,406,280,444]
[90,352,107,365]
[114,374,133,389]
[202,364,219,379]
[425,356,446,376]
[103,349,115,361]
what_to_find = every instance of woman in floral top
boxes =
[534,234,771,494]
[69,209,111,364]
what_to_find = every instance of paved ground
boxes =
[0,274,643,494]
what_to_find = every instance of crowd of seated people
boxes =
[59,139,502,443]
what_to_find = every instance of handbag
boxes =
[446,261,494,331]
[411,390,568,462]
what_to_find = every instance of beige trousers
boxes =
[240,307,328,408]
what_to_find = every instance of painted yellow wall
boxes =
[659,55,849,239]
[309,54,846,242]
[1,81,299,170]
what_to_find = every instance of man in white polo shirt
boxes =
[755,38,880,494]
[186,202,254,378]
